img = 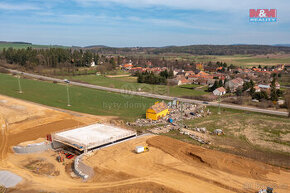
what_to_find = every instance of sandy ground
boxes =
[82,135,290,193]
[0,94,116,160]
[0,95,290,193]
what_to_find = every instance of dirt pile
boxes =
[24,159,59,176]
[147,136,279,180]
[92,167,135,182]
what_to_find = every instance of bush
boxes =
[0,67,9,74]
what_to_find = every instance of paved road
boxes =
[8,69,289,117]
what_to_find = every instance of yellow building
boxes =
[146,101,169,120]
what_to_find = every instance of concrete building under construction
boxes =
[51,123,136,153]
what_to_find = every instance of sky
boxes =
[0,0,290,47]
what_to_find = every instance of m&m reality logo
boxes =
[249,9,277,22]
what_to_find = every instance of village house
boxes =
[258,84,269,89]
[177,78,192,86]
[129,67,143,74]
[254,85,261,92]
[122,63,134,70]
[194,78,208,85]
[213,87,226,96]
[184,71,194,77]
[225,78,244,92]
[204,65,217,73]
[173,75,192,85]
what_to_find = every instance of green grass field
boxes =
[135,54,290,67]
[0,43,68,50]
[61,74,207,97]
[0,73,159,121]
[183,55,290,67]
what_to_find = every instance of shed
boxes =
[146,101,169,120]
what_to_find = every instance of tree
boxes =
[209,80,218,92]
[235,87,242,96]
[261,90,269,100]
[285,91,290,117]
[218,79,223,87]
[160,70,169,79]
[109,57,116,69]
[249,87,255,96]
[249,79,254,88]
[168,70,174,79]
[271,73,277,78]
[270,78,278,101]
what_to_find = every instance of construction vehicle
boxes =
[135,146,149,154]
[259,187,273,193]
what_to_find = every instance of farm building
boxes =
[51,124,136,153]
[146,101,169,120]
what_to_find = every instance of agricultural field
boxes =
[278,73,290,87]
[61,74,208,97]
[201,54,290,67]
[143,53,290,67]
[0,43,68,50]
[0,73,158,121]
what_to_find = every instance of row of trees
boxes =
[0,47,103,69]
[136,71,169,85]
[151,45,290,55]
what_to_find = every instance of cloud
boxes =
[128,16,222,31]
[74,0,290,12]
[0,2,40,10]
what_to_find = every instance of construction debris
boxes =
[180,130,210,145]
[194,127,207,133]
[128,103,211,128]
[214,129,224,136]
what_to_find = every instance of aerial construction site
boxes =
[0,93,289,193]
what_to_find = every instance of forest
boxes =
[86,45,290,55]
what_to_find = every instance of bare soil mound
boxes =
[147,136,279,180]
[92,167,135,182]
[24,159,59,176]
[7,182,181,193]
[86,182,182,193]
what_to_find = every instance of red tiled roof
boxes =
[216,87,226,92]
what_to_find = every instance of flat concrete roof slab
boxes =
[0,170,22,188]
[53,124,136,150]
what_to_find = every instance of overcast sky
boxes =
[0,0,289,47]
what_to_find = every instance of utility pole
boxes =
[180,101,183,128]
[66,83,71,107]
[218,95,221,114]
[17,75,23,94]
